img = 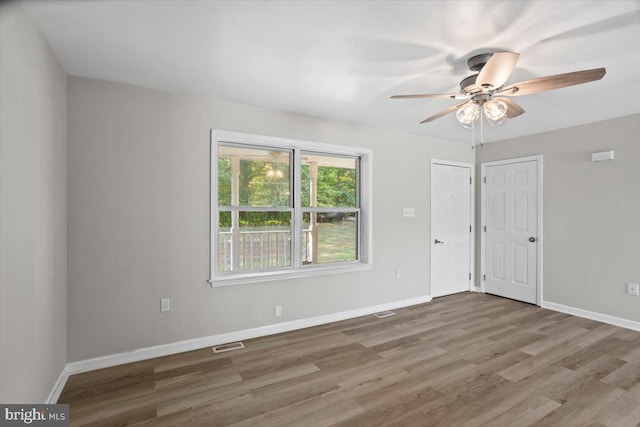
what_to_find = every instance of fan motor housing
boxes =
[467,53,494,71]
[460,74,478,94]
[460,53,496,94]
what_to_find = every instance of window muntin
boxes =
[211,131,370,284]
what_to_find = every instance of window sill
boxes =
[209,262,373,287]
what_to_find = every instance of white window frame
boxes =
[209,130,372,287]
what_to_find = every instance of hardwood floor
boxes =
[59,293,640,426]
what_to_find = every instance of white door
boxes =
[431,162,472,297]
[483,159,539,304]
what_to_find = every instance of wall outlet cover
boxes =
[627,283,639,296]
[161,298,171,312]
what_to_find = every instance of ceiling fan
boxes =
[391,52,606,127]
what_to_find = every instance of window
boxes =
[301,154,359,265]
[210,130,371,285]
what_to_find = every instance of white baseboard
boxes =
[64,295,432,377]
[541,300,640,332]
[46,365,70,404]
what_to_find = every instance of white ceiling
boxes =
[25,0,640,143]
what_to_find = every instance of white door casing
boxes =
[430,160,474,298]
[481,156,543,305]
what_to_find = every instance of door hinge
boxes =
[483,176,486,184]
[469,225,472,232]
[469,273,471,280]
[470,177,472,185]
[483,274,486,281]
[483,225,486,232]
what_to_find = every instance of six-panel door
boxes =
[485,160,538,304]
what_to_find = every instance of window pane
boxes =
[218,157,231,206]
[218,211,232,272]
[218,144,291,207]
[301,154,357,208]
[302,212,357,264]
[218,211,292,272]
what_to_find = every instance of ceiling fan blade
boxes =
[420,102,467,124]
[476,52,520,90]
[493,97,525,118]
[391,93,464,100]
[498,68,606,96]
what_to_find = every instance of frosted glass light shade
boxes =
[484,99,507,121]
[456,102,479,127]
[486,115,506,127]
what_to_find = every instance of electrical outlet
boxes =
[396,269,402,279]
[161,298,171,312]
[627,283,639,296]
[275,305,282,317]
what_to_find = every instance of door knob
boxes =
[528,237,536,243]
[434,239,444,244]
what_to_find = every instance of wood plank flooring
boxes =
[59,293,640,426]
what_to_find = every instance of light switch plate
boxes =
[403,208,415,217]
[592,150,614,162]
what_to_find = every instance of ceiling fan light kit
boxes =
[456,102,479,127]
[391,50,606,143]
[483,98,508,126]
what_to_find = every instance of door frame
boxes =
[480,155,544,305]
[430,159,475,296]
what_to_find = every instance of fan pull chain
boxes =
[480,107,484,145]
[471,117,475,149]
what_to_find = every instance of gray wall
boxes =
[476,114,640,322]
[66,76,473,362]
[0,3,67,402]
